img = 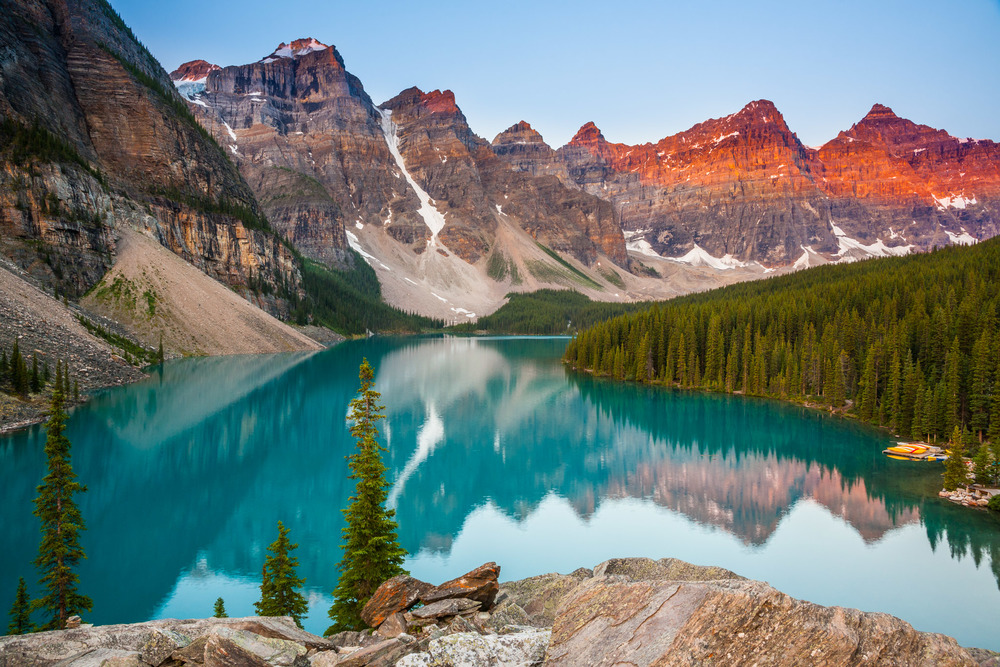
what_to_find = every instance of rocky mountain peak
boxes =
[862,103,900,122]
[382,87,461,119]
[169,59,220,82]
[569,122,606,146]
[260,37,330,63]
[725,99,795,135]
[492,121,549,148]
[420,89,460,115]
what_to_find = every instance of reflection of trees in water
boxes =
[2,336,998,628]
[570,374,1000,590]
[922,500,1000,591]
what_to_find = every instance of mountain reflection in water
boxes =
[1,336,997,646]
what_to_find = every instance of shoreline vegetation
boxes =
[564,239,1000,504]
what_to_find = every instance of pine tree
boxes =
[213,597,228,618]
[32,387,92,629]
[943,426,967,492]
[972,444,996,487]
[968,331,993,440]
[989,382,1000,446]
[30,354,41,393]
[157,336,165,365]
[255,521,308,628]
[327,359,407,635]
[10,340,28,397]
[7,577,33,635]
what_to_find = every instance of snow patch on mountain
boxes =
[792,245,824,270]
[623,230,661,258]
[346,231,391,271]
[933,194,977,210]
[830,222,912,261]
[945,229,977,246]
[669,244,746,270]
[260,38,328,63]
[173,80,206,101]
[377,108,447,240]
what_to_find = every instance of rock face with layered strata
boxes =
[496,101,1000,267]
[0,0,302,313]
[172,47,627,273]
[382,89,625,267]
[545,575,978,666]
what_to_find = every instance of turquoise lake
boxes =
[2,336,999,646]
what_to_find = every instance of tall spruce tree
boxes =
[326,359,407,635]
[30,354,40,393]
[943,426,968,492]
[7,577,33,635]
[254,521,308,628]
[32,387,92,629]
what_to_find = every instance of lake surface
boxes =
[2,336,999,646]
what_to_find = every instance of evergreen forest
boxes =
[450,289,646,335]
[565,238,1000,446]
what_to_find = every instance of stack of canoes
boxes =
[883,442,949,461]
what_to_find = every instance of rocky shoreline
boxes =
[2,558,997,666]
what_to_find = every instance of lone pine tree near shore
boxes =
[6,577,33,635]
[254,521,308,628]
[327,359,407,634]
[33,387,92,629]
[213,597,228,618]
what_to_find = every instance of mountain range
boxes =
[169,36,999,318]
[1,0,998,348]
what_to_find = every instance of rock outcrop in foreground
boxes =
[1,558,994,667]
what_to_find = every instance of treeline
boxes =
[75,316,161,366]
[0,116,104,184]
[452,289,646,335]
[565,239,1000,446]
[0,341,80,402]
[296,256,443,334]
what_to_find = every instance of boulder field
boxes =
[2,558,997,667]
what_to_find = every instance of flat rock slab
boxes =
[420,563,500,609]
[494,569,592,629]
[0,618,329,667]
[203,634,270,667]
[361,575,433,628]
[397,630,550,667]
[335,635,416,667]
[409,599,481,620]
[544,576,980,666]
[592,557,743,582]
[53,648,146,667]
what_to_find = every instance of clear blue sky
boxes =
[109,0,1000,148]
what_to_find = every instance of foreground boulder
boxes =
[360,576,434,629]
[420,563,500,609]
[544,574,980,666]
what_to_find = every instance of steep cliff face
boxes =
[497,101,999,267]
[558,101,837,265]
[811,104,1000,248]
[491,121,569,182]
[0,0,300,314]
[175,45,627,277]
[381,88,625,266]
